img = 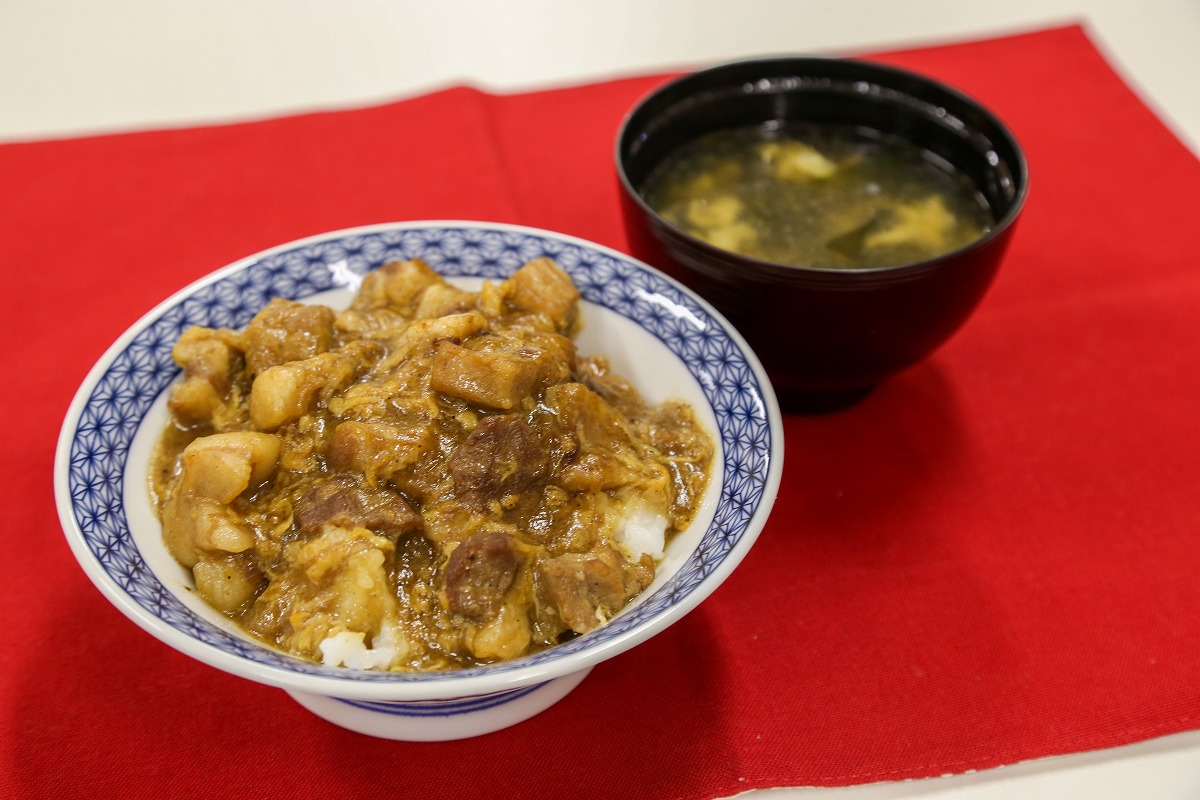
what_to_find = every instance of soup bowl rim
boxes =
[614,53,1030,280]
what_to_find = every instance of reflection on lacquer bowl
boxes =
[53,221,783,741]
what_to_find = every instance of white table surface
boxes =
[4,1,1198,796]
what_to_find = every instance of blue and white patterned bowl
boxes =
[54,221,783,741]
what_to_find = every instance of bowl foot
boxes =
[778,384,875,414]
[285,667,592,741]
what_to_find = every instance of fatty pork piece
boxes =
[503,327,577,386]
[350,257,444,315]
[378,310,489,374]
[161,432,281,612]
[167,326,244,427]
[467,587,536,662]
[246,525,407,669]
[430,325,576,411]
[414,281,477,319]
[640,401,715,530]
[574,355,644,413]
[326,398,440,489]
[576,357,713,529]
[242,298,337,376]
[248,340,381,431]
[500,257,580,334]
[430,340,540,411]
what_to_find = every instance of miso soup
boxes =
[641,124,994,269]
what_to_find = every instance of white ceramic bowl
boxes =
[54,221,783,741]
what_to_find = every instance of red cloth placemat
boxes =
[3,23,1199,798]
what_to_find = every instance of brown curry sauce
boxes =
[150,258,712,670]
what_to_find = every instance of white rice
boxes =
[319,626,399,670]
[615,505,669,562]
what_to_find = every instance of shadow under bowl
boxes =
[616,56,1029,412]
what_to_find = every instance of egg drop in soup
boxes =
[641,124,994,269]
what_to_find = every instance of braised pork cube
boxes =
[503,258,580,333]
[430,341,539,410]
[162,431,280,614]
[242,298,336,376]
[414,282,477,319]
[379,310,490,372]
[642,401,715,530]
[410,309,489,343]
[538,545,653,634]
[545,382,668,494]
[161,431,281,569]
[494,327,576,387]
[448,413,548,504]
[167,326,243,426]
[328,417,438,484]
[467,589,534,661]
[193,552,263,615]
[293,474,422,537]
[249,340,379,430]
[173,431,281,504]
[351,258,443,315]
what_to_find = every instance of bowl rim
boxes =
[614,54,1030,280]
[53,219,784,701]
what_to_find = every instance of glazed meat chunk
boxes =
[414,282,477,319]
[160,432,281,613]
[161,431,282,567]
[248,341,380,430]
[443,530,522,622]
[351,258,443,314]
[293,474,422,538]
[503,257,580,333]
[151,256,712,671]
[448,413,549,504]
[167,326,244,426]
[328,418,438,485]
[242,298,336,375]
[544,382,668,494]
[538,545,653,634]
[430,341,540,410]
[501,256,580,331]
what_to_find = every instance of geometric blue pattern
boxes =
[61,222,778,685]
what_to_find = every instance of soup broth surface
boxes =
[642,123,994,269]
